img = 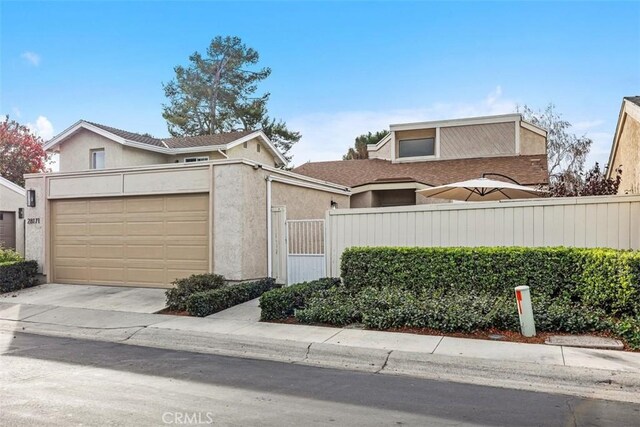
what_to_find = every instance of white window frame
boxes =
[90,149,105,170]
[183,156,209,163]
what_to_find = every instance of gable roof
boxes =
[293,155,548,188]
[44,120,287,165]
[606,96,640,178]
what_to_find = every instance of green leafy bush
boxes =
[259,278,340,321]
[0,247,23,265]
[0,260,38,293]
[341,247,640,317]
[166,274,226,311]
[295,287,361,326]
[187,278,278,317]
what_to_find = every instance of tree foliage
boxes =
[162,36,300,159]
[547,163,621,197]
[343,130,389,160]
[0,116,48,187]
[518,104,592,181]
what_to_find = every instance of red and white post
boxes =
[515,285,536,337]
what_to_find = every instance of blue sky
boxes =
[2,1,639,167]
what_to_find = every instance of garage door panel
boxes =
[90,244,126,259]
[53,193,209,288]
[125,244,165,260]
[126,197,165,213]
[166,245,208,261]
[89,199,125,214]
[166,220,208,236]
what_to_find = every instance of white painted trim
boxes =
[389,113,521,132]
[184,156,210,163]
[266,176,273,278]
[267,174,352,196]
[520,120,547,136]
[224,130,288,166]
[435,127,441,158]
[0,176,26,195]
[390,131,396,160]
[607,99,640,178]
[350,181,430,194]
[366,132,392,152]
[25,158,350,195]
[515,120,521,155]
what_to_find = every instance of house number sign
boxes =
[27,218,41,225]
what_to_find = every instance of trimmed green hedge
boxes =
[341,247,640,317]
[259,278,340,321]
[187,278,279,317]
[0,260,39,293]
[166,273,226,311]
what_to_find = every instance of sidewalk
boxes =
[1,298,640,403]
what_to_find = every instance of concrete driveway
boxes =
[0,284,167,313]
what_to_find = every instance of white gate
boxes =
[286,219,325,285]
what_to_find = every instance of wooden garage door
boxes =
[52,194,209,288]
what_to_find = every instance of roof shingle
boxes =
[293,156,549,188]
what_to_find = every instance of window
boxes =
[90,149,105,169]
[243,141,248,148]
[398,138,435,158]
[184,156,209,163]
[257,143,261,153]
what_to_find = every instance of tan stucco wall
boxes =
[519,126,546,155]
[350,191,372,208]
[611,114,640,194]
[0,183,26,255]
[57,129,167,172]
[226,137,278,166]
[25,161,349,283]
[271,181,348,219]
[369,138,392,160]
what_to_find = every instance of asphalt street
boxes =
[1,331,638,426]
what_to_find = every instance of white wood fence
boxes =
[325,195,640,277]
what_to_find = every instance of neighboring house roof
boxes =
[0,176,26,195]
[606,96,640,179]
[44,120,287,165]
[293,155,548,188]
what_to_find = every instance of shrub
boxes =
[259,278,340,321]
[187,278,278,317]
[341,247,640,317]
[611,317,640,350]
[0,260,38,293]
[295,287,361,326]
[166,274,226,311]
[0,247,23,265]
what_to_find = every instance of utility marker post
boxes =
[515,286,536,337]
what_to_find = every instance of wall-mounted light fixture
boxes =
[26,190,36,207]
[18,208,24,219]
[330,200,338,209]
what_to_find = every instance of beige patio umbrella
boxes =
[416,178,546,202]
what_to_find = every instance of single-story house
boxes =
[607,96,640,195]
[0,176,26,255]
[25,121,349,288]
[294,114,549,207]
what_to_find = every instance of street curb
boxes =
[2,319,640,404]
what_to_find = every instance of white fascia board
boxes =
[520,120,548,136]
[350,181,430,194]
[367,132,392,152]
[267,174,351,196]
[0,176,26,195]
[44,120,127,151]
[390,113,521,132]
[606,99,640,178]
[224,130,288,166]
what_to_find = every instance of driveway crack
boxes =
[376,350,393,373]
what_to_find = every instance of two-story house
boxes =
[607,96,640,195]
[294,113,549,207]
[44,120,288,171]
